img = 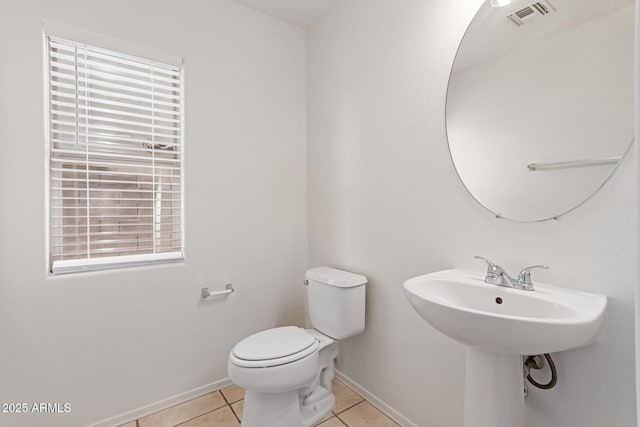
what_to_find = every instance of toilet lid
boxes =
[232,326,318,365]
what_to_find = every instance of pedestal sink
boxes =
[403,269,606,427]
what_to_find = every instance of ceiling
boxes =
[232,0,341,28]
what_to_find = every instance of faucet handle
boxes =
[475,256,503,274]
[475,256,504,285]
[475,256,497,269]
[518,265,549,286]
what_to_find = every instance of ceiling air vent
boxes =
[507,0,555,27]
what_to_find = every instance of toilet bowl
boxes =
[229,327,338,427]
[228,267,367,427]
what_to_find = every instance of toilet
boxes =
[228,266,367,427]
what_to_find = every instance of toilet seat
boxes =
[230,326,320,368]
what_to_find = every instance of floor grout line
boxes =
[172,404,235,427]
[332,397,365,416]
[229,401,242,424]
[219,387,242,424]
[335,400,399,427]
[220,391,231,406]
[335,415,349,426]
[166,391,228,427]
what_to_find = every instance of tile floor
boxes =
[120,378,399,427]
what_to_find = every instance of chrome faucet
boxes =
[475,256,548,291]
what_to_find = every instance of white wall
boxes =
[636,0,640,424]
[307,0,636,426]
[0,1,307,426]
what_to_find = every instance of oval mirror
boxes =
[446,0,634,222]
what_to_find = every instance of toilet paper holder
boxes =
[201,283,234,300]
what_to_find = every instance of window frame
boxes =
[44,24,185,275]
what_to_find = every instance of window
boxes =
[47,36,184,274]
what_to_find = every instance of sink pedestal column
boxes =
[464,348,525,427]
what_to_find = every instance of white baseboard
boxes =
[87,377,233,427]
[335,370,418,427]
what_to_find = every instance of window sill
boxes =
[50,251,184,275]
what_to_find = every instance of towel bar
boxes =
[527,156,621,171]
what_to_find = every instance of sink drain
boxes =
[495,297,503,304]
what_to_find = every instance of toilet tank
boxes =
[305,267,367,340]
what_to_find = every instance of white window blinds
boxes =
[47,36,184,275]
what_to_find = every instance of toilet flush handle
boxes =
[303,279,309,286]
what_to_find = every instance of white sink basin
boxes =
[403,269,607,427]
[403,269,606,355]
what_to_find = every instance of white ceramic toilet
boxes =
[228,266,367,427]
